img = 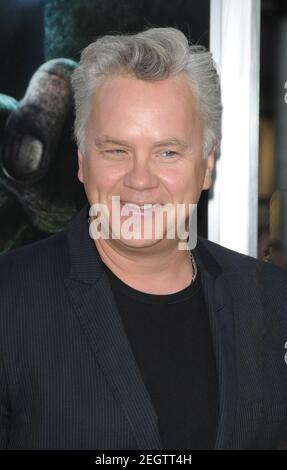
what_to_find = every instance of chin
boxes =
[112,232,164,250]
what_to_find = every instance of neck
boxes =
[94,237,196,295]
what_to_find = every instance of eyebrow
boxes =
[94,135,189,150]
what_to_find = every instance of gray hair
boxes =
[71,27,222,159]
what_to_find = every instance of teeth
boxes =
[123,202,160,208]
[121,202,162,212]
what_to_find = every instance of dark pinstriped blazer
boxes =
[0,202,287,450]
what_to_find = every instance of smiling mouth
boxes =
[120,201,163,214]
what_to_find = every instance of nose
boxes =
[123,157,159,191]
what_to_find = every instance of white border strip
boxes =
[209,0,261,257]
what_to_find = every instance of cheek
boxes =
[83,159,124,194]
[160,166,197,195]
[161,163,206,203]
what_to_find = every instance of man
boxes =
[0,27,287,450]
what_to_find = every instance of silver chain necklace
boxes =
[189,250,197,283]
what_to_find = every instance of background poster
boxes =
[0,0,210,254]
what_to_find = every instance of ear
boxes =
[77,149,84,183]
[202,149,215,190]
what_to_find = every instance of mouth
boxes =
[120,201,163,215]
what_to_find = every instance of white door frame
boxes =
[208,0,261,257]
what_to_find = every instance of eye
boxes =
[160,150,178,158]
[105,149,126,154]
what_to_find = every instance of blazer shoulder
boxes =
[0,229,69,286]
[197,236,259,267]
[198,236,287,321]
[198,236,287,281]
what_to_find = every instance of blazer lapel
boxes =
[192,240,238,449]
[64,203,162,450]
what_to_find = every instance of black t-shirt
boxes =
[105,262,219,450]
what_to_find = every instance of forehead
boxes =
[87,73,202,141]
[91,73,198,115]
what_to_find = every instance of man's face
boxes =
[78,73,214,250]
